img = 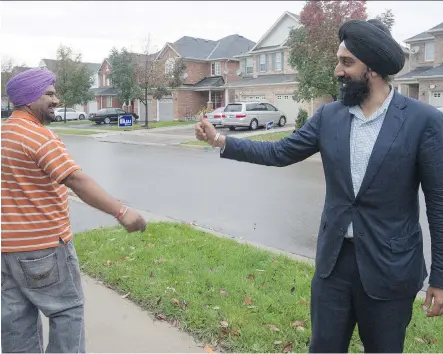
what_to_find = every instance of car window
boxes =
[67,108,75,112]
[265,103,277,111]
[116,109,125,114]
[97,109,107,114]
[257,103,268,111]
[246,103,259,111]
[224,104,243,112]
[212,107,225,113]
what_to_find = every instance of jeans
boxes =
[1,239,85,353]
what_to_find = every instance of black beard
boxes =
[338,73,370,107]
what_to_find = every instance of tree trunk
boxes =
[332,95,338,101]
[64,104,67,123]
[144,88,149,129]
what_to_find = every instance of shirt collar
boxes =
[10,110,43,126]
[349,85,395,121]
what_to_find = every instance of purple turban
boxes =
[6,68,56,107]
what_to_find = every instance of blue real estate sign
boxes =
[118,115,133,128]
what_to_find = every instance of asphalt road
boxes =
[63,135,432,287]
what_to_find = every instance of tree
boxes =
[134,37,187,128]
[1,59,16,110]
[108,47,139,111]
[55,45,94,123]
[376,9,395,31]
[288,0,367,101]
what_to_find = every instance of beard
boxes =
[41,105,56,124]
[338,71,371,107]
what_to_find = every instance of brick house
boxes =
[224,11,332,124]
[394,22,443,108]
[39,59,101,114]
[94,58,123,113]
[154,34,255,120]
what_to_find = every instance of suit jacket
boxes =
[221,91,443,300]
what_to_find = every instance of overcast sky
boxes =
[1,1,443,67]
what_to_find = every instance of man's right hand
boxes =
[195,115,220,145]
[118,207,147,233]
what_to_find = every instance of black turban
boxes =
[338,19,405,76]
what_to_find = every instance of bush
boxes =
[295,108,308,129]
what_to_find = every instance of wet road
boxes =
[64,136,431,285]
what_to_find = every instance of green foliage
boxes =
[295,108,309,129]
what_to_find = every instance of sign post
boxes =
[266,121,273,130]
[118,114,133,130]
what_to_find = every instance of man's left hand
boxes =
[424,286,443,317]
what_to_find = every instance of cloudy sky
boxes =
[1,1,443,67]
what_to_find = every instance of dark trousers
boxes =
[309,238,415,353]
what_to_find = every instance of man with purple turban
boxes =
[1,68,147,353]
[195,19,443,352]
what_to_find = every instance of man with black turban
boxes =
[1,68,147,353]
[195,19,443,353]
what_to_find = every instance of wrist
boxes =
[114,204,127,220]
[212,134,226,148]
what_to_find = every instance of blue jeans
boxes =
[1,240,85,353]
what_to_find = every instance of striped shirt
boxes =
[1,111,81,252]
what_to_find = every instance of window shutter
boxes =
[256,56,259,72]
[272,53,276,70]
[265,55,268,72]
[281,52,284,70]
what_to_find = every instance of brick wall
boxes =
[98,60,111,87]
[418,79,443,103]
[174,90,207,119]
[434,33,443,66]
[184,60,209,85]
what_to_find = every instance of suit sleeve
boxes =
[220,105,323,167]
[419,111,443,289]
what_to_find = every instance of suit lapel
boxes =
[336,106,354,198]
[356,92,407,200]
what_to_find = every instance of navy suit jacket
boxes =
[221,91,443,300]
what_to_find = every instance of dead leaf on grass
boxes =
[171,319,180,328]
[246,274,255,280]
[220,320,229,328]
[244,296,254,305]
[291,320,305,328]
[432,338,438,344]
[415,338,426,344]
[121,292,130,299]
[273,340,282,345]
[296,326,306,332]
[149,271,155,278]
[154,258,167,264]
[299,297,309,305]
[220,289,229,296]
[204,344,214,353]
[155,313,167,321]
[265,324,280,332]
[171,298,180,306]
[104,260,112,266]
[283,342,293,353]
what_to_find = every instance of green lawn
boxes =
[50,120,91,126]
[74,223,442,353]
[53,129,98,136]
[98,120,196,131]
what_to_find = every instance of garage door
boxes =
[275,94,301,124]
[87,100,98,114]
[430,92,443,108]
[138,99,152,122]
[158,97,174,121]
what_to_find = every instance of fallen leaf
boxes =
[265,324,280,332]
[299,298,308,305]
[204,344,214,353]
[220,289,229,296]
[244,296,254,305]
[220,320,229,328]
[210,267,215,272]
[296,326,306,332]
[104,260,112,266]
[246,274,255,280]
[121,292,130,299]
[432,338,438,344]
[283,342,293,353]
[171,298,180,306]
[154,258,167,264]
[149,271,155,278]
[290,286,296,295]
[171,319,180,328]
[273,340,283,345]
[259,283,265,289]
[291,321,305,328]
[415,338,426,344]
[155,313,166,321]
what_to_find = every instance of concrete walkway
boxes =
[42,274,204,353]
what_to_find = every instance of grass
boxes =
[50,120,90,126]
[183,130,293,146]
[74,222,442,353]
[95,120,196,131]
[53,129,98,136]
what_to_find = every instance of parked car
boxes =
[204,106,226,126]
[53,108,87,122]
[88,108,139,125]
[222,102,287,131]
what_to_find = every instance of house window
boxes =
[211,92,223,108]
[246,58,253,74]
[275,52,282,71]
[434,93,441,98]
[425,42,435,61]
[211,62,221,76]
[259,54,267,72]
[106,78,111,86]
[165,58,175,74]
[106,96,112,107]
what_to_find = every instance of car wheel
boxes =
[278,116,286,127]
[104,117,111,124]
[79,114,85,120]
[229,126,236,131]
[249,119,258,131]
[55,116,62,122]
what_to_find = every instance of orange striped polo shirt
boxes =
[1,111,81,252]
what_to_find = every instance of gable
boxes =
[251,12,300,52]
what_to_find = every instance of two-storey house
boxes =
[394,22,443,108]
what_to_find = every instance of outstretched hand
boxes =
[424,286,443,317]
[195,114,218,145]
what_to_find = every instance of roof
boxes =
[91,87,119,96]
[40,58,101,74]
[395,66,433,80]
[226,74,297,87]
[194,76,224,88]
[414,63,443,78]
[404,22,443,43]
[168,34,255,60]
